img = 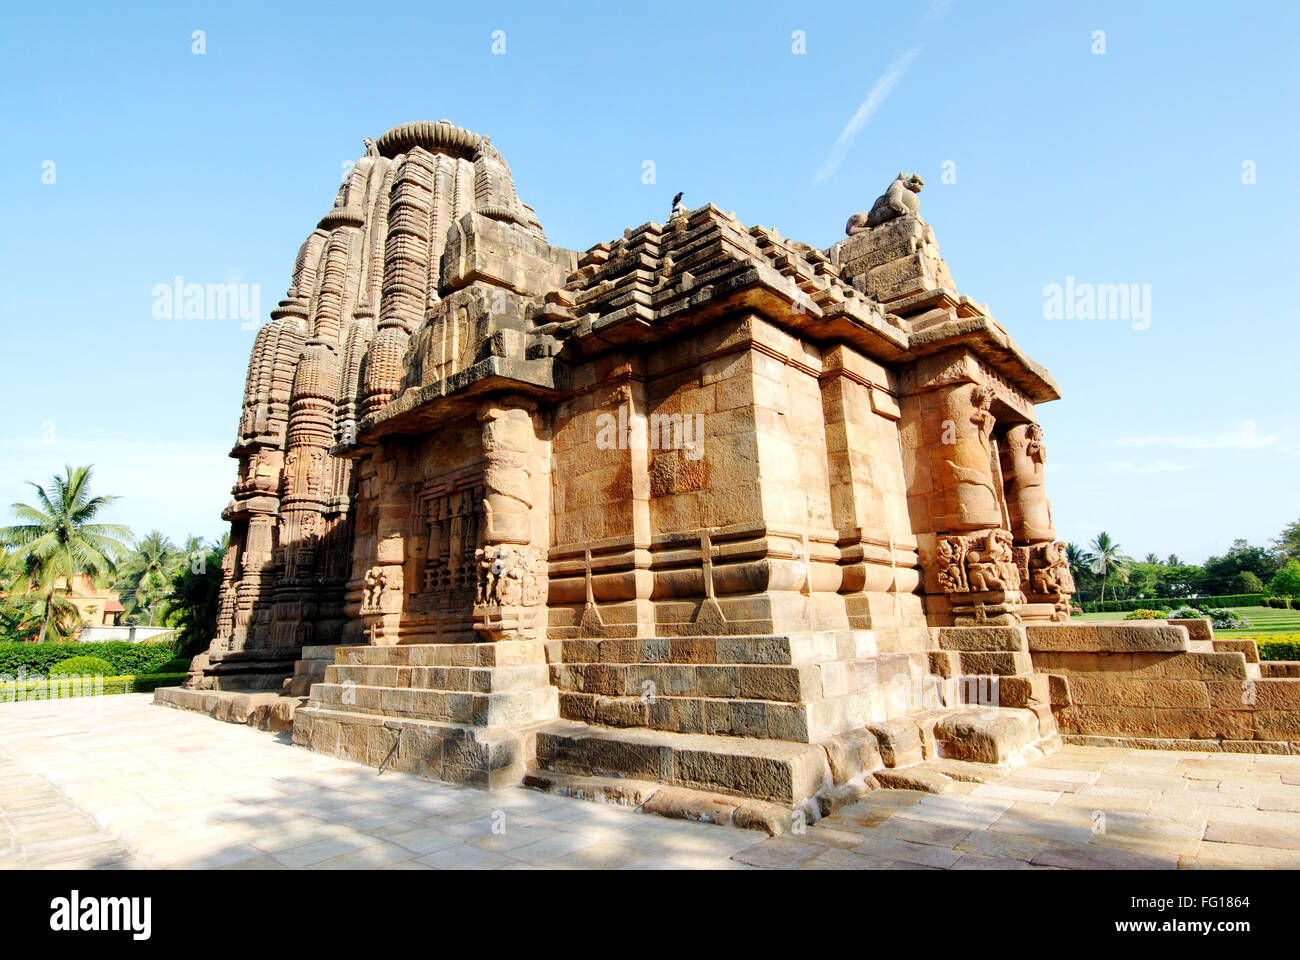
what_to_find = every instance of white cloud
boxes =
[1113,420,1277,450]
[815,47,922,183]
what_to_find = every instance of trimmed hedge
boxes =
[130,673,188,693]
[49,656,116,676]
[1123,609,1170,620]
[0,672,188,700]
[1264,597,1297,609]
[1257,637,1300,662]
[1082,594,1265,613]
[0,640,179,678]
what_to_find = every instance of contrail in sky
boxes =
[814,46,921,183]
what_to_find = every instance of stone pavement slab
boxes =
[3,695,1300,870]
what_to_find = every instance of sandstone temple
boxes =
[160,121,1300,824]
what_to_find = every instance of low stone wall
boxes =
[1026,622,1300,753]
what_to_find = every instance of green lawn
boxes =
[1071,605,1300,638]
[1216,606,1300,638]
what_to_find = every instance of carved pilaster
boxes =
[473,397,545,640]
[1000,422,1072,620]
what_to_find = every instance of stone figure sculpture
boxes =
[846,172,925,235]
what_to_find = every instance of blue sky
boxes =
[1,1,1296,562]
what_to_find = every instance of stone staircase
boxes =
[292,640,559,789]
[547,631,932,743]
[289,628,1063,828]
[521,627,1060,822]
[283,644,341,696]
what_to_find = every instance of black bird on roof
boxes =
[672,191,683,209]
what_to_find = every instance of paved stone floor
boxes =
[2,695,1299,870]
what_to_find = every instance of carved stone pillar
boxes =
[1001,422,1074,621]
[1001,422,1052,542]
[234,512,276,648]
[473,397,545,640]
[908,355,1023,625]
[359,448,409,645]
[212,540,240,651]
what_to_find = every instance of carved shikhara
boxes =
[191,121,1071,696]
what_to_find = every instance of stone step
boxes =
[534,721,831,806]
[557,630,886,667]
[292,706,541,789]
[156,687,303,731]
[308,682,558,727]
[1213,639,1260,663]
[557,689,887,742]
[333,641,547,668]
[521,769,791,834]
[549,653,926,705]
[872,758,1005,794]
[325,662,550,693]
[932,706,1040,764]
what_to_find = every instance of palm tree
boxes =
[163,535,227,656]
[115,530,181,624]
[0,465,132,642]
[1064,543,1093,590]
[1088,531,1132,605]
[1144,553,1160,565]
[1167,554,1181,567]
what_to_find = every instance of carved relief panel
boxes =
[411,471,486,610]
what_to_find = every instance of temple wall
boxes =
[543,313,930,643]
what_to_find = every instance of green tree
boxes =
[1275,520,1300,563]
[1125,560,1162,600]
[1203,539,1280,593]
[1269,559,1300,598]
[0,547,79,641]
[114,530,182,624]
[0,465,132,642]
[1064,543,1099,603]
[1087,531,1132,605]
[1231,570,1265,594]
[163,535,227,656]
